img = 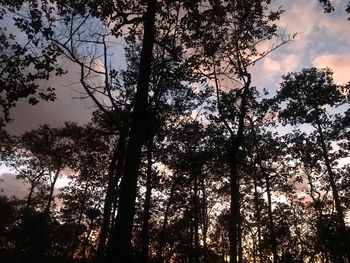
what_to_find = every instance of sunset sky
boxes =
[254,0,350,88]
[3,0,350,137]
[1,3,350,262]
[3,0,350,192]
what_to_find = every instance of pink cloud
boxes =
[264,57,281,73]
[277,0,318,51]
[317,1,350,42]
[313,54,350,84]
[255,54,299,84]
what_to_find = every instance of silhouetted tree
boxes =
[275,67,350,262]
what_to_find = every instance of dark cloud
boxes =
[5,59,96,135]
[0,173,29,199]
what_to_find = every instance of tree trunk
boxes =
[108,1,157,261]
[44,166,61,216]
[228,137,241,263]
[316,121,345,228]
[96,130,127,261]
[106,138,129,259]
[83,218,95,261]
[238,216,243,263]
[229,78,250,263]
[201,175,208,263]
[253,173,263,263]
[157,177,179,261]
[139,138,154,263]
[252,233,257,263]
[262,167,278,263]
[193,171,200,263]
[315,119,349,262]
[70,182,89,259]
[26,183,36,210]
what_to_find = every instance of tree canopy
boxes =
[1,1,350,263]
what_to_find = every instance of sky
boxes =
[4,0,350,135]
[1,0,350,196]
[265,0,349,83]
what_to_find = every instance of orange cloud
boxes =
[313,54,350,84]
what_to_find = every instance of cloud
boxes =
[0,173,29,199]
[263,57,281,73]
[276,0,319,51]
[0,170,66,201]
[313,54,350,84]
[263,54,299,75]
[278,0,317,35]
[316,0,350,42]
[5,59,95,135]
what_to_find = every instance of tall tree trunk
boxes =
[252,232,257,263]
[108,0,156,261]
[96,130,127,261]
[238,216,243,263]
[105,189,120,259]
[26,183,36,210]
[201,175,208,263]
[316,121,345,228]
[193,167,200,263]
[190,214,194,259]
[253,173,263,263]
[106,140,129,259]
[139,138,154,263]
[229,77,250,263]
[262,167,278,263]
[83,218,95,261]
[250,120,277,263]
[44,166,61,216]
[157,177,179,261]
[229,139,241,263]
[315,118,349,262]
[70,182,89,259]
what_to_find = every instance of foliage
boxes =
[1,1,350,263]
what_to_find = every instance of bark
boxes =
[306,170,323,218]
[213,57,251,263]
[106,138,129,259]
[316,120,346,229]
[25,170,45,210]
[250,120,277,263]
[139,138,154,263]
[193,173,200,263]
[253,174,263,263]
[26,184,36,210]
[229,75,250,263]
[315,118,349,262]
[252,233,257,263]
[262,167,278,263]
[157,177,179,261]
[108,0,157,261]
[83,218,95,261]
[238,218,243,263]
[201,175,208,263]
[95,130,127,261]
[70,182,89,259]
[44,166,61,216]
[229,146,241,263]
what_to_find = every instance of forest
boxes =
[0,0,350,263]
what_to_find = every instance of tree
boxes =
[201,2,286,261]
[0,1,70,127]
[275,67,350,262]
[318,0,350,16]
